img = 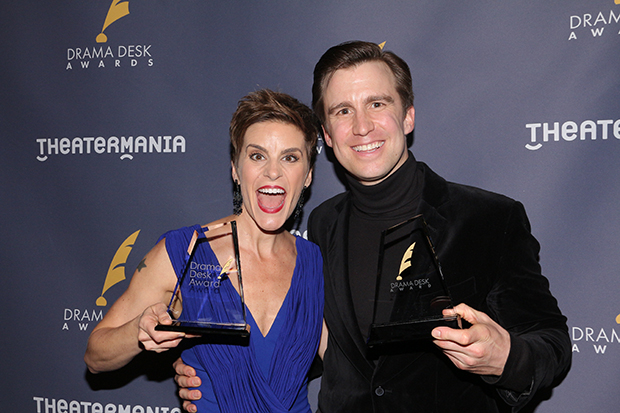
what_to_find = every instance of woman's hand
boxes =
[138,302,185,352]
[84,238,182,373]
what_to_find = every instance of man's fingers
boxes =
[182,400,198,413]
[176,373,201,388]
[451,303,483,325]
[432,325,475,346]
[173,357,191,375]
[173,358,196,376]
[179,387,202,401]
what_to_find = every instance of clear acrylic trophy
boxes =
[367,215,461,352]
[155,220,250,343]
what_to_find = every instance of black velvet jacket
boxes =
[308,161,570,412]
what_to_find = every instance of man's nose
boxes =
[352,109,375,136]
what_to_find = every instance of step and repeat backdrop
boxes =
[1,1,619,412]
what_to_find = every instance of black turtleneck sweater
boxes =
[346,154,535,392]
[347,152,423,338]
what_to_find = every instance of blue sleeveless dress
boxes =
[160,225,323,413]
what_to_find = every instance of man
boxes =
[176,41,571,412]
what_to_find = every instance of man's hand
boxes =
[173,357,202,413]
[431,303,511,377]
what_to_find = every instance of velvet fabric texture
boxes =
[308,161,570,413]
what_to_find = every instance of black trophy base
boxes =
[367,315,461,356]
[156,321,250,346]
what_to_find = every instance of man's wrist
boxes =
[481,333,534,392]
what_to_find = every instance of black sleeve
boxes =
[483,202,571,410]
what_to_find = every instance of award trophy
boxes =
[155,220,250,344]
[367,215,461,353]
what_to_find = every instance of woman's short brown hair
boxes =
[230,89,319,168]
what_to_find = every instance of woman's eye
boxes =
[283,154,299,162]
[249,153,265,161]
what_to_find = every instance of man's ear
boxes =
[403,106,415,135]
[322,125,333,147]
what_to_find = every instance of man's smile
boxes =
[352,141,384,153]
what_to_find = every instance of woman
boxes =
[85,89,326,413]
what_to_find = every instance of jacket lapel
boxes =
[324,194,376,377]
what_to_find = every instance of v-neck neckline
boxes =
[207,233,299,338]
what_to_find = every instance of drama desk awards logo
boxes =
[96,230,141,306]
[62,230,140,331]
[66,0,153,70]
[567,0,620,40]
[571,313,620,356]
[96,0,130,43]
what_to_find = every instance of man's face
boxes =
[321,61,415,186]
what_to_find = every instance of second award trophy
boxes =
[155,220,250,345]
[367,215,461,353]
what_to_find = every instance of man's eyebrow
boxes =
[327,95,395,115]
[364,94,394,105]
[327,101,352,115]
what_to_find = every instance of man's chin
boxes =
[349,170,392,186]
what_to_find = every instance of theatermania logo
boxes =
[66,1,154,70]
[36,134,187,162]
[524,118,620,151]
[62,230,141,332]
[567,0,620,40]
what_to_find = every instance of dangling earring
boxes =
[233,180,243,215]
[293,186,307,219]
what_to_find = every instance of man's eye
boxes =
[337,108,350,116]
[371,102,384,108]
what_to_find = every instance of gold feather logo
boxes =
[397,242,416,281]
[96,230,140,306]
[96,0,130,43]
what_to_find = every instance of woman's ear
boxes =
[231,160,239,182]
[304,167,313,188]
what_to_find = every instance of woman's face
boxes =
[232,121,312,233]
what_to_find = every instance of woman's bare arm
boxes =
[84,238,183,373]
